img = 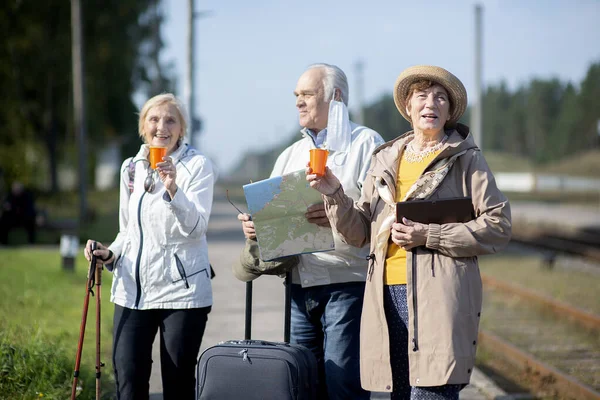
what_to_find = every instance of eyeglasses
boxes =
[144,169,156,193]
[226,189,247,215]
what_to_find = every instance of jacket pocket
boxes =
[171,252,211,289]
[420,254,477,358]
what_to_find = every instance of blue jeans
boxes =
[291,282,369,400]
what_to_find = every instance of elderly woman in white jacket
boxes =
[84,93,215,400]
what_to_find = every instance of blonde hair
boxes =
[138,93,188,143]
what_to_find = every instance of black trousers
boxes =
[112,304,211,400]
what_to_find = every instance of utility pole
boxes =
[354,60,365,125]
[185,0,196,148]
[151,0,164,95]
[71,0,87,226]
[472,4,483,150]
[186,1,212,149]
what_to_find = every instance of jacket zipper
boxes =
[411,248,419,352]
[174,254,190,289]
[134,192,147,309]
[172,254,210,287]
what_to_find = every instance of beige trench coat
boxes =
[324,124,511,391]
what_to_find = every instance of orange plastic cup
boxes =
[309,148,329,176]
[149,146,167,169]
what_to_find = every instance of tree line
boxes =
[364,62,600,165]
[232,62,600,181]
[1,0,597,191]
[0,0,174,193]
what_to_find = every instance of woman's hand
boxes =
[305,165,342,196]
[390,218,428,250]
[157,157,177,199]
[237,213,257,240]
[84,239,115,265]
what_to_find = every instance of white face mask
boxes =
[326,92,352,153]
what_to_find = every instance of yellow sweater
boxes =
[384,149,442,285]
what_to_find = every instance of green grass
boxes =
[467,149,600,178]
[483,151,534,174]
[542,149,600,177]
[0,249,115,399]
[479,253,599,315]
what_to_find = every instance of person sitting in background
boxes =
[307,65,511,399]
[0,181,37,245]
[83,93,216,400]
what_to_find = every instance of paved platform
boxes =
[148,199,501,399]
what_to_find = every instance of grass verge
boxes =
[479,253,599,315]
[0,248,115,399]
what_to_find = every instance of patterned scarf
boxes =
[374,143,468,250]
[402,149,467,201]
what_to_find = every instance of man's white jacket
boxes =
[108,143,215,309]
[271,122,384,287]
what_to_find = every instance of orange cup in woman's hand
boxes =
[309,148,329,176]
[149,146,167,169]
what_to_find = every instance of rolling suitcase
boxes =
[196,271,318,400]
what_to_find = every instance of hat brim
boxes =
[393,65,467,127]
[232,263,261,282]
[233,239,300,282]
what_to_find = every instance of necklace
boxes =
[403,135,448,163]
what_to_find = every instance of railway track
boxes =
[477,232,600,400]
[510,225,600,263]
[479,273,600,399]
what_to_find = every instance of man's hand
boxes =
[389,218,428,250]
[305,203,330,227]
[237,213,256,240]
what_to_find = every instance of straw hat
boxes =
[233,239,299,282]
[393,65,467,127]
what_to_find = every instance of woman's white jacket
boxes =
[108,143,215,310]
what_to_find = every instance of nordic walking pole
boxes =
[94,257,104,399]
[71,241,97,400]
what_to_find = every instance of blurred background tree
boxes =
[0,0,174,192]
[1,0,598,189]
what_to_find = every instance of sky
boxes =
[157,0,600,174]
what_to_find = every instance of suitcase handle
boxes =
[224,339,288,347]
[245,270,293,343]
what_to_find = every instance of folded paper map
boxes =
[243,169,335,261]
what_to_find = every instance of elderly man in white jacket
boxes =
[85,93,215,400]
[237,63,384,399]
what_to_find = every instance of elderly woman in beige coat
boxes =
[307,65,511,400]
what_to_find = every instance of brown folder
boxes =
[396,197,474,224]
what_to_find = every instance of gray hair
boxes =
[307,63,349,106]
[138,93,188,142]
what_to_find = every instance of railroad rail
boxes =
[510,224,600,263]
[479,269,600,399]
[481,274,600,331]
[478,330,600,400]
